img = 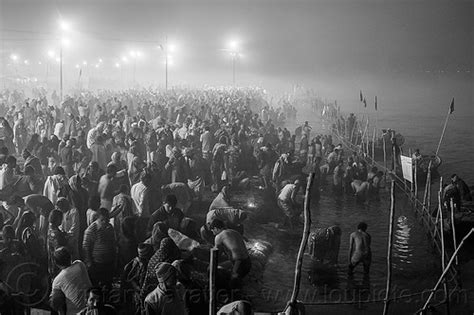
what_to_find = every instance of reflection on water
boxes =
[238,186,439,313]
[393,215,413,268]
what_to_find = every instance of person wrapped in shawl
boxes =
[140,222,180,300]
[164,147,188,184]
[121,243,154,315]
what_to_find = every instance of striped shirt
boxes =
[82,221,116,264]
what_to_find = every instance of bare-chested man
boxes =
[348,222,371,275]
[210,219,251,288]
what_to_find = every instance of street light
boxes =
[10,54,19,62]
[159,38,177,90]
[58,19,72,102]
[128,50,142,83]
[226,40,242,86]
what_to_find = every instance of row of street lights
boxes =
[7,19,244,94]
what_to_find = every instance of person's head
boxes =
[2,225,15,245]
[451,174,458,183]
[53,247,71,269]
[106,164,117,176]
[155,262,177,292]
[151,222,169,247]
[48,209,64,228]
[22,149,31,160]
[209,219,225,235]
[96,208,110,227]
[163,194,177,212]
[119,184,128,194]
[357,222,368,232]
[24,165,35,176]
[294,179,301,188]
[85,287,104,309]
[53,166,65,176]
[56,197,70,213]
[137,242,154,262]
[6,155,16,168]
[140,171,152,186]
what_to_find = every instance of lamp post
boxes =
[58,20,70,102]
[159,37,176,90]
[226,40,241,87]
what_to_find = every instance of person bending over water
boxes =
[348,222,371,275]
[210,219,251,289]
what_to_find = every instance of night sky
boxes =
[1,0,472,110]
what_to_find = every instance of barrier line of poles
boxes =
[285,172,315,314]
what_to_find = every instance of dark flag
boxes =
[360,90,363,102]
[79,69,82,77]
[375,96,378,111]
[363,97,367,108]
[449,98,454,114]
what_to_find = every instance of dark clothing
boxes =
[148,206,184,232]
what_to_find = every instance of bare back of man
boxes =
[215,229,249,261]
[348,228,371,274]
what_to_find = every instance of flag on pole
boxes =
[363,97,367,108]
[360,90,363,102]
[449,98,454,114]
[375,96,378,111]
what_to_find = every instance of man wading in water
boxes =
[348,222,371,275]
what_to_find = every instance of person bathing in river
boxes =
[451,174,472,202]
[210,219,251,289]
[277,179,301,228]
[348,222,371,275]
[351,179,372,203]
[333,160,344,194]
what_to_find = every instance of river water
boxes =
[233,107,474,313]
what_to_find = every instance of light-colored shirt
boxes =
[278,183,297,202]
[131,182,151,217]
[200,131,213,152]
[51,260,92,315]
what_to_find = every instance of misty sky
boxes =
[1,0,473,112]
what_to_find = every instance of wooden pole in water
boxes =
[383,134,387,184]
[438,190,450,314]
[287,172,315,314]
[419,228,474,314]
[414,158,418,202]
[371,126,376,165]
[450,198,459,266]
[209,247,219,315]
[435,98,454,156]
[383,178,396,315]
[422,162,432,214]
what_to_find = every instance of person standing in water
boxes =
[348,222,371,275]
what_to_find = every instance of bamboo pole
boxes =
[286,172,315,314]
[419,228,474,314]
[438,189,450,314]
[383,134,387,183]
[414,158,418,202]
[422,161,432,214]
[383,178,396,315]
[435,98,454,156]
[209,247,219,315]
[450,199,458,266]
[372,126,376,164]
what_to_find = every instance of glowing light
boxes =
[23,59,29,65]
[121,56,128,63]
[55,57,60,63]
[247,201,256,209]
[98,58,103,63]
[38,61,42,65]
[82,61,87,66]
[61,37,71,47]
[228,40,239,51]
[75,64,80,69]
[129,51,137,58]
[95,64,99,68]
[10,54,19,61]
[114,63,120,68]
[168,44,176,53]
[48,50,56,58]
[59,20,70,32]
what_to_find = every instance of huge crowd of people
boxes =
[3,85,468,314]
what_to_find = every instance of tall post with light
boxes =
[58,20,70,102]
[159,38,176,90]
[226,40,241,87]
